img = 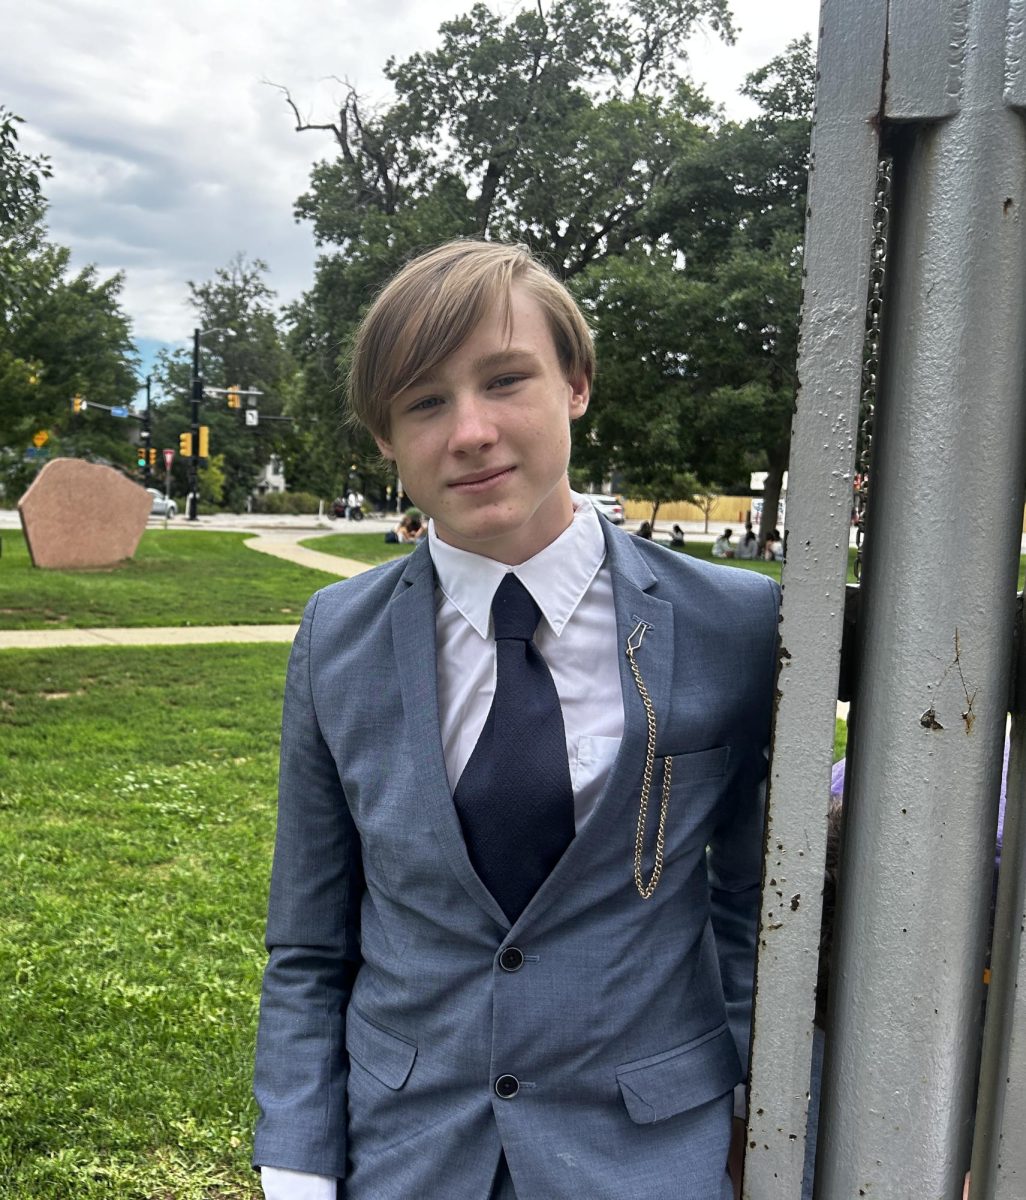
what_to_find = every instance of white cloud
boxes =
[2,0,818,342]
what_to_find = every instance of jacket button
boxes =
[495,1074,520,1099]
[499,946,524,972]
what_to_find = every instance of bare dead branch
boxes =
[263,80,344,144]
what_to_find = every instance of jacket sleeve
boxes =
[253,592,363,1179]
[706,573,779,1084]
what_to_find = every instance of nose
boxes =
[447,394,498,455]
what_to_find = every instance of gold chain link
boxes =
[626,623,672,899]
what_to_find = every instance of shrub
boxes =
[250,491,324,515]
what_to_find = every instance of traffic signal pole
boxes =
[142,375,153,487]
[188,328,201,521]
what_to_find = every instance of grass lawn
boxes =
[0,530,338,630]
[299,531,418,565]
[0,644,289,1198]
[835,718,848,763]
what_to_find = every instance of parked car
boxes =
[147,487,177,519]
[586,494,625,525]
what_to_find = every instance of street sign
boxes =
[32,430,48,447]
[111,405,129,418]
[245,409,259,427]
[163,449,174,470]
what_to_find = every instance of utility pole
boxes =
[142,375,153,487]
[188,328,202,521]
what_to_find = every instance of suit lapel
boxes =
[390,544,510,929]
[515,525,676,928]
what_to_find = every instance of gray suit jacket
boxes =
[254,522,779,1199]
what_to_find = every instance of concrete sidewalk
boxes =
[244,533,372,578]
[0,624,300,650]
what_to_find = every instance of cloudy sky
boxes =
[4,0,819,364]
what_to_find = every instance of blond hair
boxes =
[347,240,594,438]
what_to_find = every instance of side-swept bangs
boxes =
[347,240,594,439]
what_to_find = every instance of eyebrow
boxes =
[407,348,542,390]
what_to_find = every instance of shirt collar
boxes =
[427,492,606,638]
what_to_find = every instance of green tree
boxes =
[570,248,704,518]
[153,255,296,510]
[0,108,138,497]
[198,452,227,507]
[652,36,813,539]
[276,0,730,496]
[0,106,50,234]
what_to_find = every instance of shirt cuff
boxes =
[261,1165,337,1200]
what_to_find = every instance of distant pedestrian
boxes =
[670,524,686,548]
[636,520,653,539]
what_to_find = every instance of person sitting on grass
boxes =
[394,511,425,543]
[712,528,734,558]
[735,525,758,560]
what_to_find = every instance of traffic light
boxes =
[136,448,146,468]
[227,385,241,409]
[148,448,158,467]
[198,425,209,459]
[179,431,192,456]
[72,394,84,413]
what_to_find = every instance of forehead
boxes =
[429,285,559,375]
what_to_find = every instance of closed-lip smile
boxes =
[449,467,515,491]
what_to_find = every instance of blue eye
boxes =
[491,375,523,389]
[410,395,443,412]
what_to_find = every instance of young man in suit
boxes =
[254,240,779,1199]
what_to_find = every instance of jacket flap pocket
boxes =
[615,1023,741,1125]
[345,1005,417,1090]
[664,745,729,782]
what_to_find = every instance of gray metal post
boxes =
[743,2,888,1196]
[972,597,1026,1196]
[816,0,1026,1195]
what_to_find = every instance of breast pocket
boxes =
[664,745,730,786]
[647,745,730,858]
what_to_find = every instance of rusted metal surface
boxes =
[742,2,888,1196]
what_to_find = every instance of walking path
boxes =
[244,532,371,579]
[0,624,301,650]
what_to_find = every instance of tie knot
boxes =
[491,573,541,642]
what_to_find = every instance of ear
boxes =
[568,372,590,421]
[374,434,396,461]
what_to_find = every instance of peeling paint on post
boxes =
[743,2,889,1197]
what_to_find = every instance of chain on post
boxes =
[854,157,893,582]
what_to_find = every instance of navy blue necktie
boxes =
[453,573,575,921]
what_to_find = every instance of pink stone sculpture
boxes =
[18,457,151,569]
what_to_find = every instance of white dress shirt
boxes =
[261,496,624,1200]
[431,493,623,827]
